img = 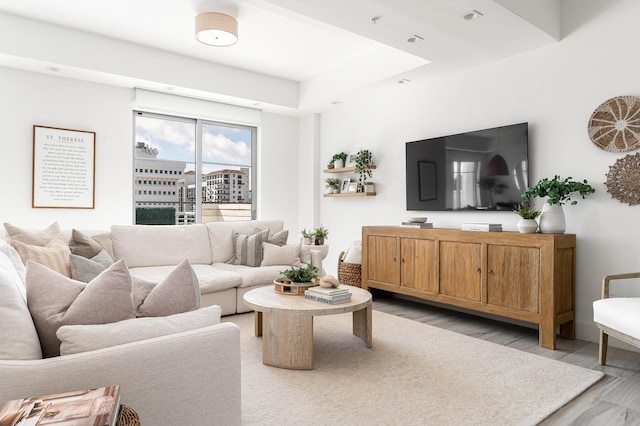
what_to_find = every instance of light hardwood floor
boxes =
[372,292,640,425]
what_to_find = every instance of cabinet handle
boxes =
[393,257,397,262]
[401,258,405,263]
[476,268,481,273]
[489,270,494,275]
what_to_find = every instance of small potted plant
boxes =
[522,175,595,233]
[325,177,341,194]
[313,224,329,245]
[354,149,373,192]
[280,264,319,284]
[328,152,348,169]
[514,203,540,233]
[300,229,312,245]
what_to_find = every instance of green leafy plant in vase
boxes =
[280,264,319,283]
[325,177,341,194]
[313,224,329,245]
[329,152,348,169]
[300,228,312,245]
[354,149,373,192]
[522,175,595,233]
[514,202,540,234]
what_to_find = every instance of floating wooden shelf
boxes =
[324,192,376,198]
[323,165,376,173]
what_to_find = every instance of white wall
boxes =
[317,0,640,345]
[0,68,301,235]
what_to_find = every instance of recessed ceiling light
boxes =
[398,78,411,84]
[463,10,484,20]
[370,16,382,24]
[407,35,424,43]
[331,100,342,105]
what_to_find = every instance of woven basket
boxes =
[337,251,362,287]
[117,405,141,426]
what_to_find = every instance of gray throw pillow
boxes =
[70,250,114,282]
[229,228,270,267]
[26,259,136,357]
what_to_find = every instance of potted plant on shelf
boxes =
[354,149,374,192]
[522,175,595,233]
[325,177,341,194]
[313,224,329,245]
[514,202,540,234]
[300,228,312,245]
[328,152,348,169]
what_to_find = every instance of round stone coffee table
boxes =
[243,285,372,370]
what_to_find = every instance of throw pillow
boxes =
[136,259,201,317]
[57,305,222,355]
[0,241,27,293]
[26,259,136,357]
[13,235,72,277]
[70,250,114,282]
[0,251,42,360]
[69,229,113,259]
[260,242,302,267]
[268,229,289,246]
[229,228,270,267]
[3,222,62,246]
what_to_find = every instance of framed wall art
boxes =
[32,125,96,209]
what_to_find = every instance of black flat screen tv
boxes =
[406,122,529,211]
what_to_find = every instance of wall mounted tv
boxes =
[406,122,529,211]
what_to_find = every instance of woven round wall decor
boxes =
[605,153,640,205]
[588,95,640,152]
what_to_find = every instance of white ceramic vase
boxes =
[517,218,538,234]
[538,203,566,234]
[333,159,344,169]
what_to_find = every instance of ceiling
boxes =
[0,0,561,114]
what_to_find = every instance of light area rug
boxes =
[227,310,603,426]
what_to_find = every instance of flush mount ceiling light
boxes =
[463,10,484,20]
[195,12,238,47]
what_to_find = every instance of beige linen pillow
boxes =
[26,259,136,357]
[261,242,302,267]
[136,259,200,317]
[13,235,72,277]
[229,228,270,267]
[57,305,222,355]
[4,222,62,246]
[268,229,289,246]
[70,250,114,282]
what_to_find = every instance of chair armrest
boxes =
[602,272,640,298]
[0,322,241,426]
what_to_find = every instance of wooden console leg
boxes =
[559,320,575,340]
[539,320,556,350]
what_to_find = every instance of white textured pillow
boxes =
[260,242,302,267]
[0,251,42,360]
[136,259,200,317]
[57,305,222,355]
[26,259,136,357]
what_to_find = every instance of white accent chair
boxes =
[593,272,640,365]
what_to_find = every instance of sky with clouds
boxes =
[135,115,252,173]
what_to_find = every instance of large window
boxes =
[133,111,256,225]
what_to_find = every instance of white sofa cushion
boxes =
[207,220,284,263]
[129,264,242,294]
[593,297,640,340]
[57,305,222,355]
[0,245,42,360]
[111,224,212,267]
[213,263,289,288]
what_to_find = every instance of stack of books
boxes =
[304,285,352,304]
[401,222,434,228]
[461,223,503,232]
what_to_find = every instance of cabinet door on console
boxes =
[439,241,482,302]
[366,235,398,286]
[400,238,436,293]
[487,245,540,313]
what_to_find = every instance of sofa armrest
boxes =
[602,272,640,298]
[0,322,241,426]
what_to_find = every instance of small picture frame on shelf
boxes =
[347,182,358,193]
[340,178,351,193]
[346,151,357,167]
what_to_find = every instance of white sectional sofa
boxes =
[111,219,325,315]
